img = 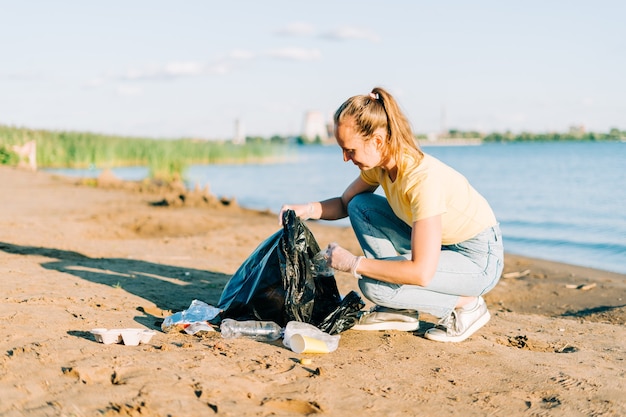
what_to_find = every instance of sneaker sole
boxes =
[424,310,491,342]
[351,321,420,331]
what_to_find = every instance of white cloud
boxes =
[85,45,320,89]
[274,22,381,43]
[122,66,158,81]
[275,22,315,37]
[582,97,595,107]
[207,62,232,75]
[266,47,322,61]
[321,26,380,43]
[229,49,256,60]
[82,59,232,88]
[5,70,47,81]
[84,77,106,88]
[113,61,208,81]
[163,61,205,77]
[116,84,142,96]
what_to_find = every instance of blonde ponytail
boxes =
[334,87,422,165]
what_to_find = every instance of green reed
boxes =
[0,125,288,181]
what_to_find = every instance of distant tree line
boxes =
[482,128,625,143]
[415,127,625,143]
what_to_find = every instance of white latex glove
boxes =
[278,203,315,225]
[326,242,363,279]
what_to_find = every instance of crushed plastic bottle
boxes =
[312,249,333,277]
[220,319,283,341]
[161,299,221,333]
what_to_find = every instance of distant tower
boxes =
[233,118,245,145]
[303,111,328,142]
[440,105,447,138]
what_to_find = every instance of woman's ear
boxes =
[373,131,386,149]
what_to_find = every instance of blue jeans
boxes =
[348,193,504,318]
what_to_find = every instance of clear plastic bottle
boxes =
[219,319,283,341]
[312,249,334,277]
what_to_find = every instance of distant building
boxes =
[233,119,245,144]
[302,111,329,142]
[440,104,447,138]
[568,124,586,135]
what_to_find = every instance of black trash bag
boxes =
[278,209,342,325]
[317,290,365,335]
[215,228,285,325]
[217,210,363,332]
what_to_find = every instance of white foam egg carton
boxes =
[91,328,156,346]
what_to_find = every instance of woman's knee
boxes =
[358,278,397,305]
[347,193,368,217]
[347,193,386,219]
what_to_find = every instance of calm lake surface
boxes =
[47,142,626,275]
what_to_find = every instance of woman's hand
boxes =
[278,203,316,225]
[326,242,363,279]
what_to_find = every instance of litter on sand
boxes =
[502,269,531,279]
[91,328,156,346]
[565,282,597,290]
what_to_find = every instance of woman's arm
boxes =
[332,214,442,287]
[279,176,376,223]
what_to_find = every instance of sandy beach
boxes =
[1,165,624,417]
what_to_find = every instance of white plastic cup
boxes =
[290,334,330,354]
[91,328,123,344]
[120,329,141,346]
[139,330,156,344]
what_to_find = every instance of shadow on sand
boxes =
[0,241,231,316]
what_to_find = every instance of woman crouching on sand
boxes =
[280,87,504,342]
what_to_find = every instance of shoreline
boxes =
[1,165,624,416]
[42,166,626,277]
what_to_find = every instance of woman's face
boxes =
[334,118,384,171]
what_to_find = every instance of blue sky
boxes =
[2,1,624,139]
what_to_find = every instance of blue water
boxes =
[46,142,626,274]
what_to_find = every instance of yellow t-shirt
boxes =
[360,152,497,245]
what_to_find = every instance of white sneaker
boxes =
[351,306,419,331]
[424,297,490,342]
